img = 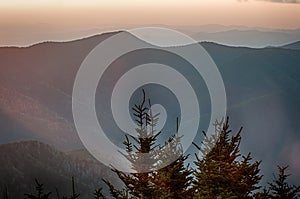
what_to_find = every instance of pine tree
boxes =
[193,117,262,199]
[268,166,300,199]
[103,90,191,198]
[24,179,51,199]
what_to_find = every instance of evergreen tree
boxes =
[268,166,300,199]
[151,154,193,199]
[103,90,191,198]
[193,117,262,199]
[24,179,51,199]
[151,118,193,198]
[104,90,160,198]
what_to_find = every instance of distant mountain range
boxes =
[280,41,300,50]
[191,29,300,48]
[0,32,299,192]
[0,32,118,150]
[1,24,300,48]
[0,141,119,198]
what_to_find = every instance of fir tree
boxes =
[268,166,300,199]
[24,179,51,199]
[193,117,262,199]
[103,90,191,198]
[151,118,193,199]
[104,90,159,198]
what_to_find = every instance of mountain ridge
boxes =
[1,24,300,47]
[0,32,299,186]
[0,140,118,198]
[280,40,300,50]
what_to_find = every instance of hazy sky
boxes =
[0,0,300,45]
[1,0,300,27]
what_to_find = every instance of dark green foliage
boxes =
[268,166,300,199]
[24,179,51,199]
[193,117,262,199]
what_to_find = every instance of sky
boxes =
[0,0,300,46]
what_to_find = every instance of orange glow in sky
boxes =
[0,0,299,46]
[1,0,299,28]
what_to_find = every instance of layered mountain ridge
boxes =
[0,32,299,188]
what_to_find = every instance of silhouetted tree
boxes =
[193,117,262,199]
[104,90,191,198]
[268,166,300,199]
[24,179,51,199]
[103,90,159,198]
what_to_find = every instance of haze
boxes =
[0,0,300,46]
